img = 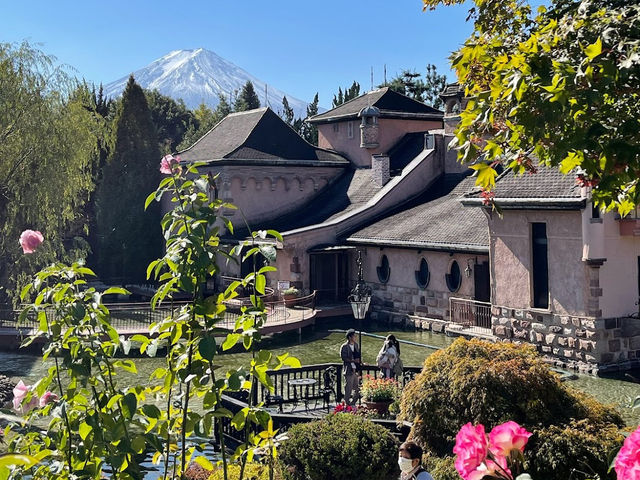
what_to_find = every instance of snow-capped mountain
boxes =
[103,48,311,118]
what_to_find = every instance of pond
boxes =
[3,317,640,425]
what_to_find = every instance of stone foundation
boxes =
[491,305,640,374]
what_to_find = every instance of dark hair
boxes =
[386,334,400,355]
[399,441,422,460]
[346,329,356,339]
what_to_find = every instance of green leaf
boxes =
[79,422,92,440]
[144,191,157,210]
[142,404,161,418]
[122,392,137,419]
[195,456,214,471]
[255,274,266,295]
[559,151,583,174]
[584,37,602,60]
[222,333,241,351]
[0,454,38,469]
[199,336,216,361]
[469,163,498,189]
[132,435,146,454]
[266,229,283,241]
[103,287,130,296]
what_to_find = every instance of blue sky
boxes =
[4,0,475,108]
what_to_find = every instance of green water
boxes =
[3,318,640,425]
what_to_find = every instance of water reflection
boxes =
[2,318,639,426]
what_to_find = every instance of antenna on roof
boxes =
[370,66,374,92]
[384,64,387,85]
[264,84,268,108]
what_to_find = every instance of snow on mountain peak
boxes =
[103,48,310,118]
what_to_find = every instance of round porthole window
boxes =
[446,260,461,292]
[376,254,390,284]
[415,258,430,289]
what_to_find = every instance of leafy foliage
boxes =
[399,338,624,480]
[234,81,261,112]
[94,75,162,284]
[0,42,104,304]
[422,0,640,213]
[381,64,447,108]
[332,81,360,108]
[179,95,232,150]
[145,89,196,154]
[278,414,398,480]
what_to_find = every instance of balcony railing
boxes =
[449,297,492,335]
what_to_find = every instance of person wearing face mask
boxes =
[398,441,433,480]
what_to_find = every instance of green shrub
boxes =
[399,338,624,479]
[278,414,398,480]
[424,455,458,480]
[528,420,623,480]
[207,462,282,480]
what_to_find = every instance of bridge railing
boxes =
[449,297,492,335]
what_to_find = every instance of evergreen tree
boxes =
[94,75,162,284]
[381,65,446,109]
[299,93,319,145]
[145,89,196,154]
[234,81,261,111]
[332,81,360,107]
[280,96,295,125]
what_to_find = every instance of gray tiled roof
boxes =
[347,173,488,252]
[490,165,582,199]
[179,107,348,164]
[308,87,443,124]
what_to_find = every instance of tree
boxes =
[0,42,103,304]
[178,94,232,150]
[94,75,162,284]
[144,89,196,154]
[280,95,295,125]
[422,0,640,213]
[234,80,261,111]
[332,81,360,107]
[298,92,319,145]
[381,65,447,108]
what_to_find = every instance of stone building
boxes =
[178,83,640,373]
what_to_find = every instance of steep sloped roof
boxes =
[462,164,585,209]
[387,132,430,175]
[179,107,348,164]
[347,173,488,253]
[308,87,443,124]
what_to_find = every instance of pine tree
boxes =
[94,75,162,284]
[332,82,360,107]
[234,81,261,111]
[145,89,196,153]
[281,96,294,125]
[380,65,446,108]
[300,93,319,145]
[178,94,232,150]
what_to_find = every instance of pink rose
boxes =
[615,425,640,480]
[160,154,181,174]
[467,456,511,480]
[454,423,489,479]
[19,230,44,254]
[12,380,38,413]
[489,421,532,457]
[39,391,58,408]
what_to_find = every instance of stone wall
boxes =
[491,305,640,373]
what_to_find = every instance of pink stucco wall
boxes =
[598,212,640,318]
[489,210,589,315]
[318,118,442,167]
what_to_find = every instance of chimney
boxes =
[372,154,390,187]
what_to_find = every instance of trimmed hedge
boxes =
[278,414,398,480]
[399,338,624,480]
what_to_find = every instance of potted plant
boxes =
[360,375,399,415]
[282,286,300,301]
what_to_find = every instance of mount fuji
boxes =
[103,48,311,118]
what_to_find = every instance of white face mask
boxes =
[398,457,414,473]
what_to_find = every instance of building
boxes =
[178,84,640,373]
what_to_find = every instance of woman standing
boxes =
[376,334,400,378]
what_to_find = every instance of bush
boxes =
[278,413,398,480]
[399,338,624,479]
[424,455,458,480]
[207,462,283,480]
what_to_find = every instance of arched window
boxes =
[446,260,462,292]
[415,258,430,289]
[376,254,390,284]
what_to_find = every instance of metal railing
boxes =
[449,297,492,334]
[0,291,317,334]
